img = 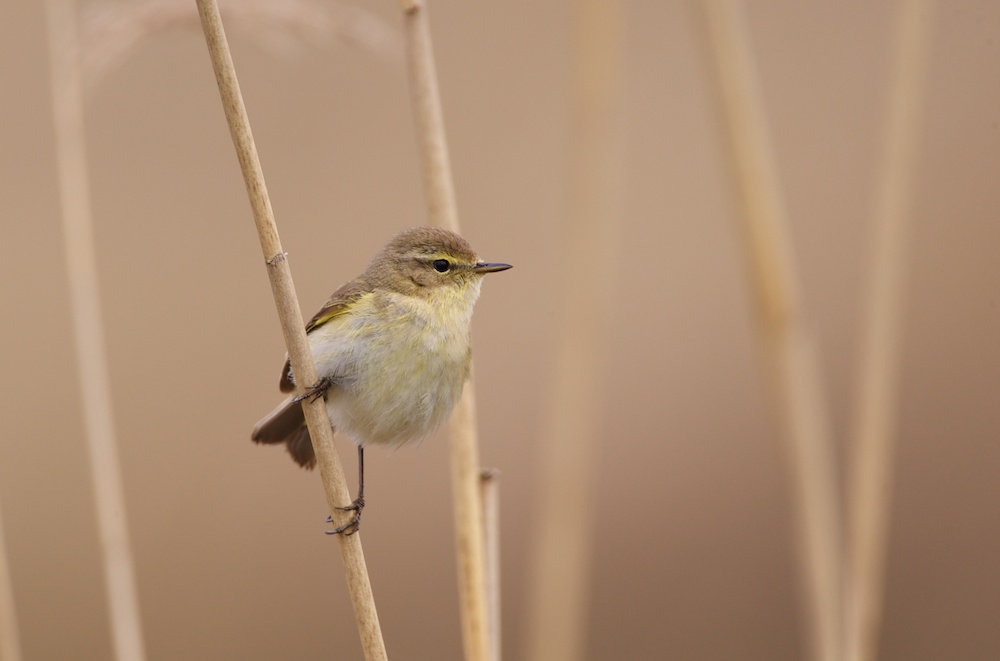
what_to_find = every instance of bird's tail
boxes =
[251,396,316,469]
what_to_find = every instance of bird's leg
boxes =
[293,376,334,404]
[325,446,365,536]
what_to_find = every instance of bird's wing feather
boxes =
[278,279,368,392]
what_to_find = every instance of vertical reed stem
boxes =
[525,2,622,660]
[193,2,387,658]
[0,503,22,661]
[398,0,459,232]
[397,2,491,659]
[699,3,843,660]
[447,387,490,661]
[847,4,934,661]
[44,1,148,659]
[480,470,501,661]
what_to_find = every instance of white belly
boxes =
[308,289,476,447]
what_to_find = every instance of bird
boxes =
[251,226,511,534]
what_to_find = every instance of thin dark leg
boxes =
[325,446,366,536]
[356,445,365,503]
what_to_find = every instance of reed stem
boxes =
[194,2,386,658]
[0,502,22,661]
[699,3,843,659]
[524,2,622,660]
[44,1,147,658]
[396,2,491,659]
[847,4,934,661]
[480,470,501,661]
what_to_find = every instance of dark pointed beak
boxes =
[472,262,512,274]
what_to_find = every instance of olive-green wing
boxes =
[278,278,367,392]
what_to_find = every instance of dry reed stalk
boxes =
[396,2,491,659]
[699,3,843,660]
[82,0,400,91]
[447,388,491,661]
[524,2,622,661]
[397,0,460,230]
[847,3,934,661]
[44,1,148,659]
[193,2,386,658]
[0,503,22,661]
[479,470,501,661]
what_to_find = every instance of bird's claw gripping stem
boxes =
[325,497,365,536]
[294,377,334,405]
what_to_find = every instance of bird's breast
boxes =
[310,289,475,447]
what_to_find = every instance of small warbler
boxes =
[251,226,511,534]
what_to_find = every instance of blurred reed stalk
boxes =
[524,1,622,661]
[0,503,22,661]
[44,1,148,659]
[698,3,843,660]
[847,3,934,661]
[193,2,387,658]
[480,470,501,661]
[396,2,491,659]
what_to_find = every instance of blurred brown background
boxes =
[2,1,999,659]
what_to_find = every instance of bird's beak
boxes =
[471,261,512,274]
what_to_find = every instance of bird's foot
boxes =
[294,377,334,405]
[325,496,365,536]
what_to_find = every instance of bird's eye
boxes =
[432,259,451,273]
